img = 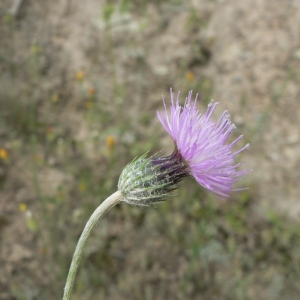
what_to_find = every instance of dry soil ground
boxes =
[0,0,300,299]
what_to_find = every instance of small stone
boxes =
[152,65,168,76]
[7,244,32,263]
[293,49,300,60]
[286,134,299,144]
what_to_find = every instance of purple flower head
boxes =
[118,89,250,206]
[157,89,250,199]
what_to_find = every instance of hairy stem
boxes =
[63,191,123,300]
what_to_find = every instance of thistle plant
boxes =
[63,89,250,300]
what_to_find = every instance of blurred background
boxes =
[0,0,300,299]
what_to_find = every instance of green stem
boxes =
[63,191,123,300]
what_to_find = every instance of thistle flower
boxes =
[118,89,250,205]
[157,89,250,198]
[63,89,250,300]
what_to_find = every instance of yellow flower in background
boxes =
[39,246,46,255]
[186,71,195,82]
[46,126,53,134]
[19,203,27,212]
[34,154,43,164]
[78,183,86,192]
[76,70,84,82]
[86,101,94,109]
[52,94,59,103]
[106,135,115,148]
[89,86,96,96]
[0,148,8,160]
